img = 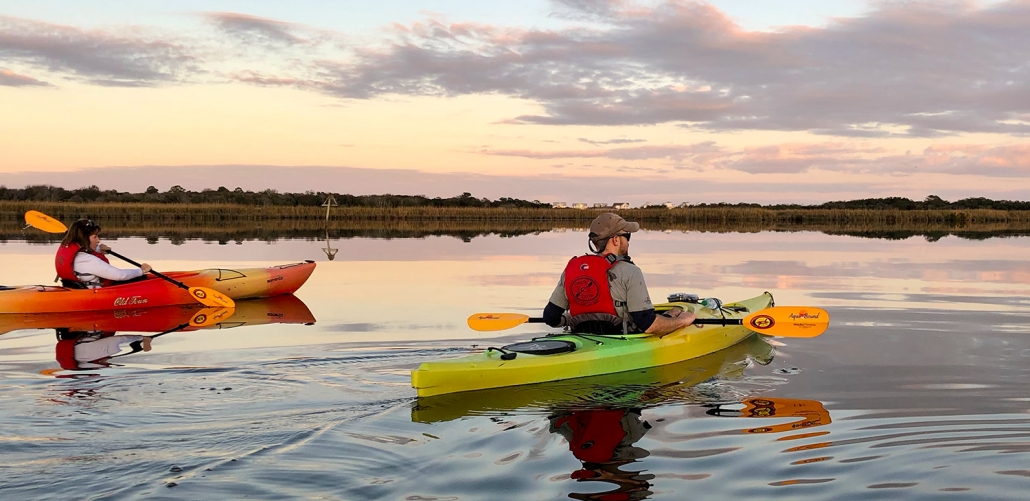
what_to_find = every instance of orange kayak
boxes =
[0,294,316,336]
[0,261,316,314]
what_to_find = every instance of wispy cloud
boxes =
[202,12,324,47]
[578,137,646,145]
[0,15,195,86]
[480,140,1030,177]
[0,67,48,87]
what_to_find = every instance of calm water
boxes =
[2,229,1029,500]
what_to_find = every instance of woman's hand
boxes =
[141,263,152,273]
[98,244,111,253]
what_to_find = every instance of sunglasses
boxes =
[617,233,631,241]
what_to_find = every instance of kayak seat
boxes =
[502,339,577,356]
[0,285,14,291]
[59,279,88,290]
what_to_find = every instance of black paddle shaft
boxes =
[692,318,745,325]
[106,250,190,291]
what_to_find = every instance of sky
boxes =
[1,0,1028,205]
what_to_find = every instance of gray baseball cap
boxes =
[589,213,640,240]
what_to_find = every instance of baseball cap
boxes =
[589,213,640,241]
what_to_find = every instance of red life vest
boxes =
[564,254,622,321]
[55,333,115,370]
[55,339,80,370]
[55,243,110,285]
[554,410,627,464]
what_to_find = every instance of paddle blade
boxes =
[25,210,67,233]
[189,307,236,327]
[744,307,829,338]
[468,313,530,331]
[187,287,236,308]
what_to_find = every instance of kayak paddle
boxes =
[23,210,235,308]
[467,306,830,338]
[183,307,236,330]
[105,250,235,308]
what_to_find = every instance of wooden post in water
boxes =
[321,194,339,260]
[322,194,338,222]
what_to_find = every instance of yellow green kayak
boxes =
[411,292,774,397]
[413,333,774,423]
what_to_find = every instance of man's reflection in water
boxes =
[55,328,153,371]
[550,408,655,501]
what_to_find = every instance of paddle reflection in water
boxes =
[0,294,315,374]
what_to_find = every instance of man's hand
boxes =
[645,311,696,335]
[140,263,152,273]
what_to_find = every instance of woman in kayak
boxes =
[55,219,152,288]
[542,213,695,335]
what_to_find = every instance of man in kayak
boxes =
[55,219,151,288]
[542,213,695,335]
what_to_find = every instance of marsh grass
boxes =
[2,202,1029,243]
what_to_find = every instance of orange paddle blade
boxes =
[24,210,68,233]
[188,287,236,308]
[189,307,236,327]
[744,307,829,338]
[467,313,530,331]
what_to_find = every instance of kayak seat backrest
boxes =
[0,285,14,291]
[60,279,88,290]
[502,339,577,356]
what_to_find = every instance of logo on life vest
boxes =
[569,276,600,305]
[749,314,775,330]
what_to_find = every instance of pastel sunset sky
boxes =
[1,0,1028,204]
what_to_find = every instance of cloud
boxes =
[0,15,195,86]
[483,142,724,163]
[238,0,1030,137]
[578,137,646,145]
[0,164,881,204]
[202,12,322,46]
[0,67,48,86]
[4,2,1030,139]
[480,139,1030,176]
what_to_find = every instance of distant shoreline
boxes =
[2,201,1029,232]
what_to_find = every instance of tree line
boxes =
[691,195,1030,211]
[0,185,1027,210]
[0,185,549,208]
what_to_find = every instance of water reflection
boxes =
[0,295,315,373]
[551,408,655,500]
[4,224,1030,246]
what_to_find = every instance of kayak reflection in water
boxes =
[55,329,154,370]
[550,408,655,501]
[54,219,151,289]
[542,213,695,336]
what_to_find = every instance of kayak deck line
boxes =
[412,292,775,397]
